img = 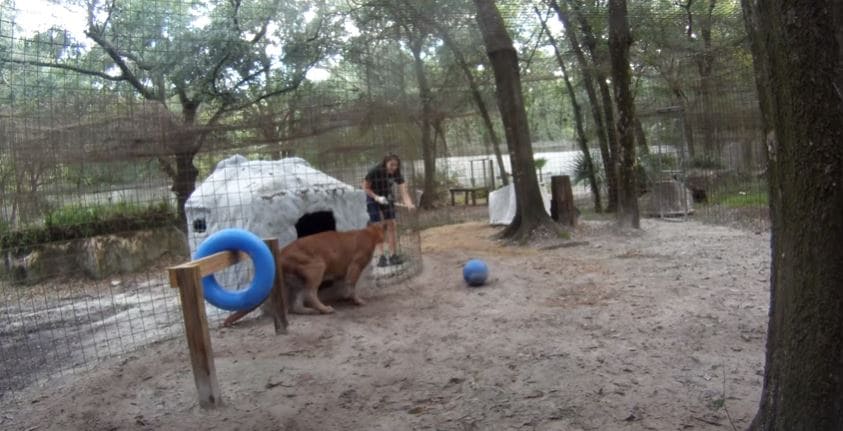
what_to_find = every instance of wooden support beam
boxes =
[169,251,250,288]
[169,265,222,408]
[168,237,288,407]
[264,238,289,334]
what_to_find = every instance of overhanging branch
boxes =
[84,28,159,100]
[1,58,126,82]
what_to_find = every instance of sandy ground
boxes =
[0,219,770,431]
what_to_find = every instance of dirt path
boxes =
[0,219,770,430]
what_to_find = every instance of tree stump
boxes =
[550,175,576,227]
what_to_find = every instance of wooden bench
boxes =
[449,187,488,206]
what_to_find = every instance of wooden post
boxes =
[264,239,288,334]
[489,159,496,190]
[169,265,221,408]
[551,175,577,227]
[167,239,285,408]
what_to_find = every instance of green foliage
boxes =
[572,150,604,192]
[534,157,548,171]
[708,178,769,208]
[0,201,177,250]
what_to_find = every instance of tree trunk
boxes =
[535,5,602,213]
[453,52,508,188]
[608,0,639,228]
[695,0,718,159]
[164,100,202,230]
[634,116,649,156]
[567,0,621,207]
[416,10,509,186]
[172,151,199,230]
[551,0,617,212]
[433,119,449,160]
[698,70,716,159]
[743,0,843,428]
[410,35,437,209]
[596,78,620,211]
[679,99,696,160]
[474,0,560,242]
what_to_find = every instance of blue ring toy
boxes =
[193,228,275,311]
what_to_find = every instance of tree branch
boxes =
[223,74,310,115]
[84,28,159,100]
[2,58,126,82]
[156,156,177,180]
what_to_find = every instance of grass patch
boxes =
[1,202,178,249]
[706,178,769,209]
[714,191,768,208]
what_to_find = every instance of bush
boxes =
[572,150,604,192]
[1,201,178,249]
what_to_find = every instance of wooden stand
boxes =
[167,238,287,408]
[550,175,577,227]
[449,187,489,206]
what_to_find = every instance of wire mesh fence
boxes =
[0,0,766,401]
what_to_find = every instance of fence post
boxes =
[264,238,288,334]
[489,159,496,190]
[169,265,221,408]
[551,175,577,227]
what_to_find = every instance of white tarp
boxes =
[488,184,552,225]
[184,155,368,295]
[186,155,368,252]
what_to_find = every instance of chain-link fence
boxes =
[0,0,765,401]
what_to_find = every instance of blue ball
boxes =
[463,259,489,287]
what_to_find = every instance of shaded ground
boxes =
[0,259,190,399]
[0,219,769,430]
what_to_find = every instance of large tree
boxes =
[742,0,843,428]
[547,0,618,212]
[473,0,560,242]
[533,5,602,213]
[9,0,333,226]
[406,27,438,209]
[397,0,510,186]
[607,0,639,228]
[566,0,621,212]
[350,0,442,207]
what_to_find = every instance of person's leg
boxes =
[381,204,404,265]
[367,198,388,266]
[387,219,397,255]
[376,219,389,267]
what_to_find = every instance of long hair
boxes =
[381,153,401,175]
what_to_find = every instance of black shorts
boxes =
[367,197,395,222]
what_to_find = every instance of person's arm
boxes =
[362,179,377,199]
[363,178,389,204]
[399,182,415,209]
